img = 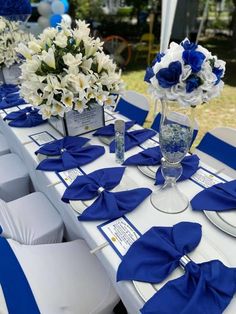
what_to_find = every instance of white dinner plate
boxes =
[133,233,232,302]
[137,165,159,179]
[70,175,139,214]
[204,210,236,237]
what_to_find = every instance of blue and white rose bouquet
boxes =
[145,38,225,107]
[17,20,124,119]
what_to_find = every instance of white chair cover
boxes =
[0,239,119,314]
[0,192,64,245]
[0,153,30,202]
[0,134,10,156]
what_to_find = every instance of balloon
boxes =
[38,16,50,28]
[51,0,65,15]
[62,14,71,26]
[61,0,69,13]
[37,2,52,17]
[50,14,62,27]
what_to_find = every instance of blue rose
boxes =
[0,0,32,16]
[181,39,197,51]
[182,50,205,73]
[157,61,182,88]
[213,67,223,85]
[151,52,165,66]
[186,75,201,93]
[144,67,154,83]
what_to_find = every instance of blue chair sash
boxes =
[196,132,236,170]
[0,238,40,313]
[115,98,148,126]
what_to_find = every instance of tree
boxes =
[231,0,236,48]
[69,0,104,21]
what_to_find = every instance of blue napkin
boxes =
[5,107,46,128]
[37,145,105,172]
[155,155,200,185]
[141,259,236,314]
[117,222,236,314]
[93,120,135,137]
[117,222,202,283]
[110,129,156,153]
[191,180,236,211]
[123,146,162,165]
[62,167,152,221]
[0,98,26,109]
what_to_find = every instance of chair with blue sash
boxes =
[195,127,236,179]
[0,133,10,156]
[0,192,64,245]
[115,90,150,126]
[0,237,119,314]
[151,112,199,147]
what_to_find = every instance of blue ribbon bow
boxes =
[4,107,46,128]
[0,97,26,109]
[117,222,236,314]
[155,155,200,185]
[123,146,162,166]
[191,180,236,212]
[62,167,152,221]
[36,136,105,172]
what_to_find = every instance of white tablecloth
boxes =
[0,106,235,314]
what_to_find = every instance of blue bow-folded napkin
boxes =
[4,107,46,128]
[117,222,202,283]
[191,180,236,212]
[110,129,156,153]
[0,97,26,109]
[155,154,200,185]
[93,120,135,137]
[37,145,105,172]
[62,167,152,221]
[123,146,162,166]
[117,222,236,314]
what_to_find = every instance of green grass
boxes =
[121,37,236,148]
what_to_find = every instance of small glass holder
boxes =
[114,119,125,164]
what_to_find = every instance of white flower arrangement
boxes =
[144,38,225,107]
[17,20,124,119]
[0,17,31,68]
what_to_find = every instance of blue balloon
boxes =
[61,0,69,13]
[50,14,62,27]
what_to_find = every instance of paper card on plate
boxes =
[29,131,57,146]
[190,167,226,189]
[57,168,83,186]
[98,216,141,259]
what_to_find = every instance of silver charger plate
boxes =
[133,233,232,302]
[137,165,159,179]
[204,210,236,237]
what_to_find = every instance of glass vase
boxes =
[151,99,194,214]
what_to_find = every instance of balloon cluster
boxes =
[37,0,71,29]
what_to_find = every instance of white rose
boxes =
[28,41,42,53]
[63,53,82,67]
[16,43,32,60]
[41,48,56,69]
[54,32,68,48]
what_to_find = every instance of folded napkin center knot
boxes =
[61,148,67,153]
[26,112,30,116]
[97,186,105,194]
[179,255,191,269]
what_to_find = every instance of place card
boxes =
[57,168,84,186]
[29,131,57,146]
[97,216,141,258]
[190,167,226,189]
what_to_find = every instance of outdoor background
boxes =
[31,0,236,147]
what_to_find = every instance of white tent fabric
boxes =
[160,0,178,52]
[0,192,64,245]
[0,239,119,314]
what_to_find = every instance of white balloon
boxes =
[62,14,72,26]
[37,16,50,29]
[51,1,65,15]
[37,2,52,17]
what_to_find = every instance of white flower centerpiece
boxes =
[145,38,225,214]
[0,17,31,84]
[17,20,124,136]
